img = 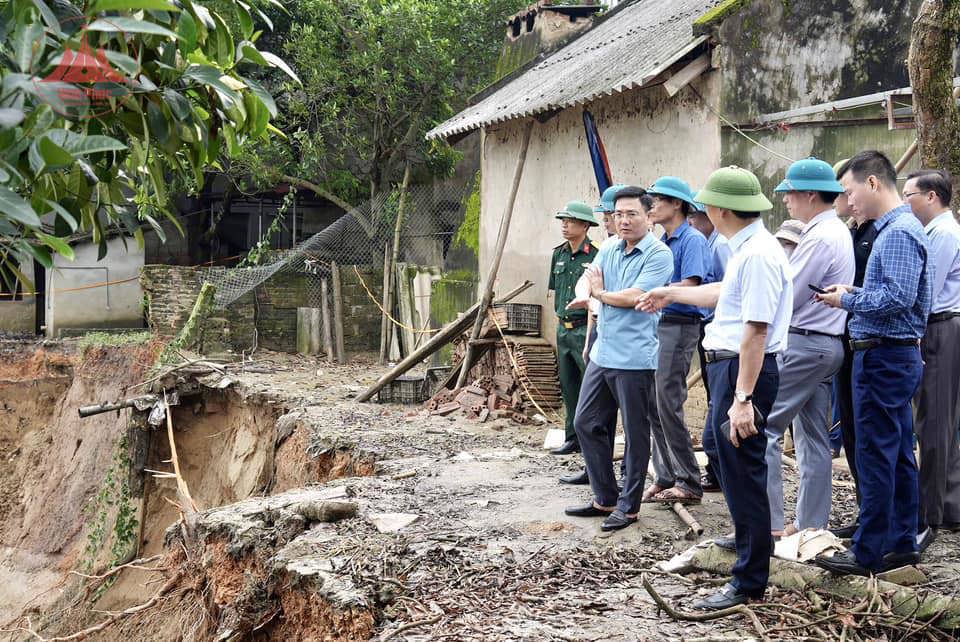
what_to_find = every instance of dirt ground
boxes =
[3,344,960,641]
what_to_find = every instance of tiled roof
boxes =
[427,0,725,141]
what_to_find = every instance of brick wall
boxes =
[140,265,383,354]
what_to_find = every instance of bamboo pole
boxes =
[379,243,392,364]
[331,261,345,362]
[321,277,334,363]
[163,392,198,515]
[455,120,535,388]
[357,280,533,402]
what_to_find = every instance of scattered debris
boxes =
[368,513,420,533]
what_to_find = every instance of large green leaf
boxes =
[91,0,179,11]
[0,186,42,227]
[238,41,268,66]
[177,11,198,51]
[164,88,192,121]
[13,22,43,73]
[235,2,254,40]
[241,76,277,117]
[87,18,179,40]
[44,200,79,233]
[38,136,75,168]
[147,101,170,144]
[182,65,243,106]
[261,50,301,84]
[36,232,75,262]
[32,0,62,37]
[64,135,128,156]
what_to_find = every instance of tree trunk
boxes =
[908,0,960,193]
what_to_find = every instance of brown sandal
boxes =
[651,487,702,505]
[642,484,669,503]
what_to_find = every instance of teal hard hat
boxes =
[648,176,697,206]
[689,189,707,213]
[555,200,599,226]
[775,157,844,193]
[599,184,627,213]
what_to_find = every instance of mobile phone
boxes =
[808,284,828,295]
[719,404,767,444]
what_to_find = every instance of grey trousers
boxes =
[574,361,654,514]
[765,333,844,531]
[915,316,960,529]
[649,320,702,494]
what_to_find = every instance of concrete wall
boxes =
[47,237,145,337]
[0,261,35,334]
[479,74,722,343]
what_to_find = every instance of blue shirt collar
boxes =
[924,210,955,234]
[618,232,656,256]
[727,219,765,253]
[874,203,912,232]
[661,220,691,242]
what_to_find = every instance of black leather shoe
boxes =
[700,472,721,492]
[559,469,589,485]
[600,510,637,532]
[564,503,613,518]
[550,439,581,455]
[713,535,736,551]
[882,550,921,571]
[941,521,960,532]
[829,521,860,539]
[815,550,871,576]
[916,527,938,553]
[692,583,751,610]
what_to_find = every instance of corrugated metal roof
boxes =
[426,0,725,141]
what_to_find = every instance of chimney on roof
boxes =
[495,1,602,81]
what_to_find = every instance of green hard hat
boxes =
[556,200,599,226]
[695,166,773,213]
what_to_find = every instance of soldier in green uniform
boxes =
[549,201,600,455]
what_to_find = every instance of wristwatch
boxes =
[734,390,753,404]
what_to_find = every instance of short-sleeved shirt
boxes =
[841,205,931,340]
[549,238,598,320]
[702,219,793,354]
[588,235,622,316]
[701,230,732,320]
[661,221,708,317]
[589,233,674,370]
[787,210,855,335]
[924,210,960,314]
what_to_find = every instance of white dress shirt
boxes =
[703,219,793,354]
[925,210,960,314]
[787,210,855,335]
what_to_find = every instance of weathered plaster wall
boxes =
[480,74,721,342]
[718,0,923,121]
[47,237,145,337]
[0,262,35,334]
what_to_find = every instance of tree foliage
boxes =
[0,0,293,281]
[230,0,527,203]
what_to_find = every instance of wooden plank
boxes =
[664,52,711,97]
[321,278,334,363]
[331,261,345,363]
[356,281,533,402]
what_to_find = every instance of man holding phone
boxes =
[763,158,854,537]
[637,166,792,609]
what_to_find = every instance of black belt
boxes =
[558,317,587,329]
[703,349,777,363]
[661,312,701,325]
[789,326,842,339]
[928,311,960,324]
[849,337,920,351]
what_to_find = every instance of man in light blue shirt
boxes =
[563,186,673,532]
[903,169,960,551]
[638,166,792,609]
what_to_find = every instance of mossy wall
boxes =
[717,0,924,122]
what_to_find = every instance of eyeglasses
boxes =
[614,210,646,218]
[903,191,925,199]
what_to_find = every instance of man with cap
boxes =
[560,184,626,485]
[902,169,960,551]
[830,158,879,539]
[687,198,732,493]
[642,177,710,506]
[815,150,931,576]
[564,186,673,531]
[638,166,792,608]
[548,201,601,456]
[763,158,854,538]
[774,219,804,257]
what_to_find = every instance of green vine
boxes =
[238,188,298,267]
[82,433,139,598]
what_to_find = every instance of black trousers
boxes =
[704,354,780,597]
[697,322,719,483]
[836,331,861,506]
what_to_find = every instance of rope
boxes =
[488,312,564,425]
[689,86,797,164]
[0,275,140,298]
[352,265,442,334]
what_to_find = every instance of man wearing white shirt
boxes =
[903,169,960,551]
[638,166,792,609]
[764,159,855,536]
